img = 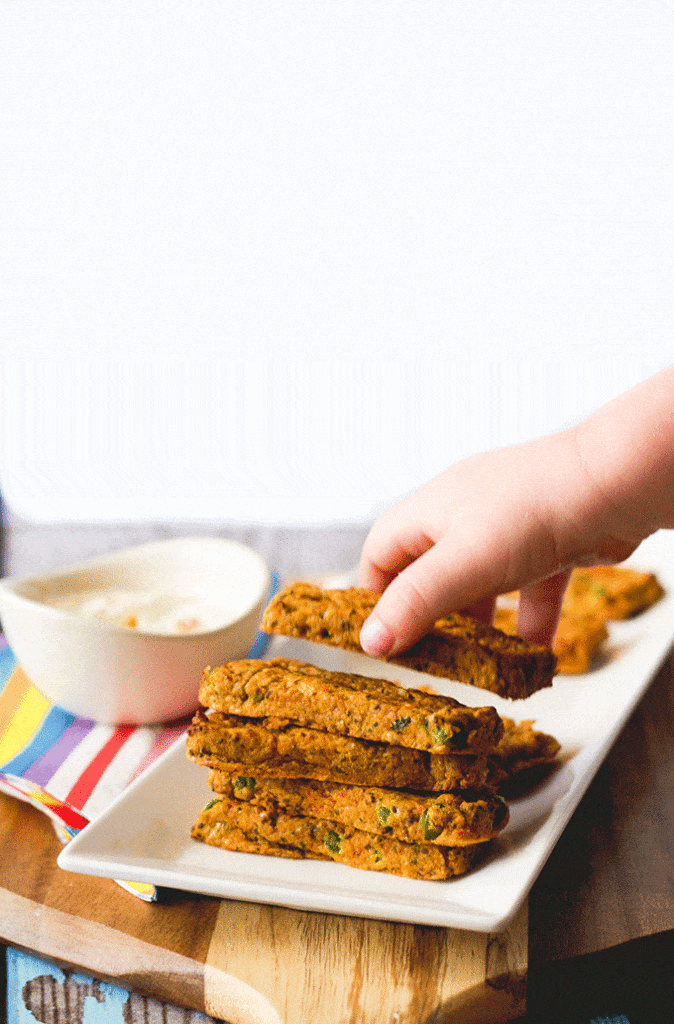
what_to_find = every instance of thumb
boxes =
[359,539,499,656]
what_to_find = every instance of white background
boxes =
[1,2,673,523]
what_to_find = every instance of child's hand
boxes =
[358,365,674,656]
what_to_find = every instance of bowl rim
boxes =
[0,535,271,641]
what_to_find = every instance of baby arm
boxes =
[358,365,674,655]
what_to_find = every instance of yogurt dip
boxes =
[43,588,235,635]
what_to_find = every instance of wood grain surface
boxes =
[203,899,526,1024]
[3,651,674,1023]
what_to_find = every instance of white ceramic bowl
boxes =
[0,537,271,725]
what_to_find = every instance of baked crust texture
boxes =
[208,773,509,846]
[494,606,608,674]
[187,710,502,792]
[191,795,491,879]
[199,657,503,753]
[261,583,556,699]
[495,717,561,777]
[563,566,663,621]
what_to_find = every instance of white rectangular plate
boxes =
[59,530,674,932]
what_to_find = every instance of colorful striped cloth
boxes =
[0,593,276,900]
[0,643,191,823]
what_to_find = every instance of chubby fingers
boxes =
[358,536,504,657]
[358,499,437,596]
[358,503,450,654]
[516,571,571,647]
[461,595,497,626]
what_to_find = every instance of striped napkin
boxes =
[0,586,276,900]
[0,645,190,822]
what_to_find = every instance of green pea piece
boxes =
[251,690,266,704]
[324,830,343,856]
[431,725,452,747]
[377,806,392,826]
[423,717,459,748]
[419,808,442,842]
[233,776,256,796]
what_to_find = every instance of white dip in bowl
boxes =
[0,537,271,724]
